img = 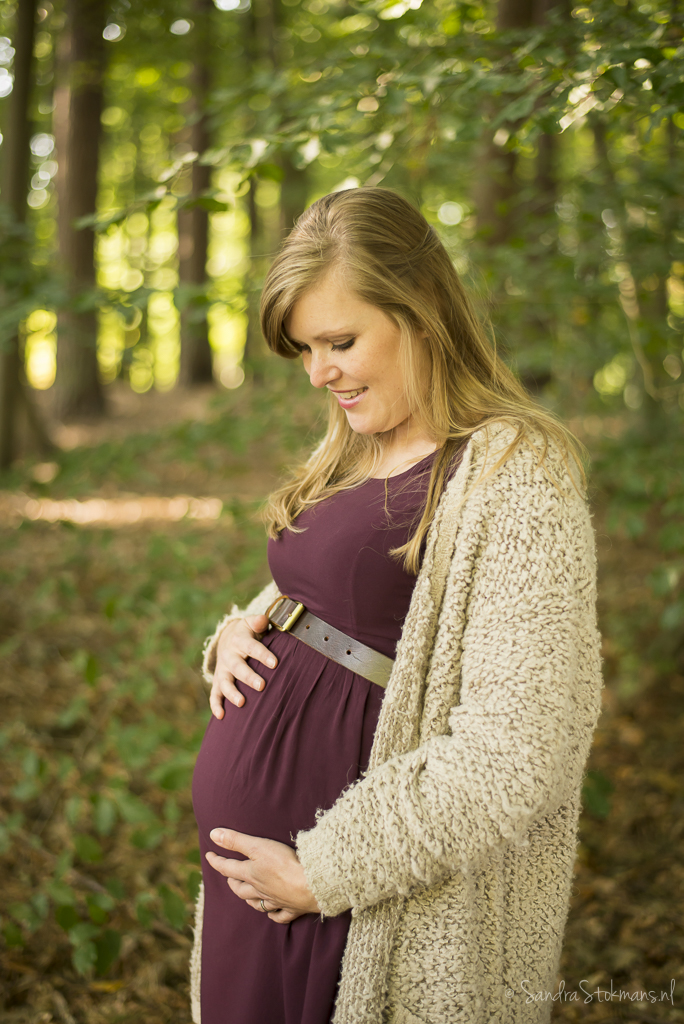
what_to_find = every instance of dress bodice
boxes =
[267,451,442,660]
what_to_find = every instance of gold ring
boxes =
[260,899,266,912]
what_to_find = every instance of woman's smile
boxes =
[329,385,368,408]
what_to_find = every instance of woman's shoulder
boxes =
[451,418,587,510]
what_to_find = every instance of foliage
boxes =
[0,371,322,996]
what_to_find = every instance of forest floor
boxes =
[1,377,683,1024]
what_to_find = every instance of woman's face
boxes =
[285,268,423,438]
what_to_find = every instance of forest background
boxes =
[1,0,683,1021]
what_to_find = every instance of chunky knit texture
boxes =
[191,423,603,1024]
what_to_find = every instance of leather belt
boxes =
[264,595,394,689]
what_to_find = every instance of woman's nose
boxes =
[307,351,340,389]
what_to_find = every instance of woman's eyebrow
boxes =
[289,329,357,344]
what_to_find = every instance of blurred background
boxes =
[0,0,683,1020]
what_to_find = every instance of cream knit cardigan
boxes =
[191,423,603,1024]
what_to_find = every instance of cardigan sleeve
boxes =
[201,578,280,684]
[296,478,601,916]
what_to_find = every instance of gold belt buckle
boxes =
[264,595,305,632]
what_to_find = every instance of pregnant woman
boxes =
[191,188,602,1024]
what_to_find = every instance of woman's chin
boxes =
[344,411,375,434]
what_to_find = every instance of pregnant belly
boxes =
[192,629,384,855]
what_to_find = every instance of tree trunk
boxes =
[177,0,214,387]
[54,0,107,421]
[473,0,537,242]
[0,0,53,469]
[243,177,268,373]
[280,158,308,240]
[242,0,308,375]
[529,0,569,221]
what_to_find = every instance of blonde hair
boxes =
[260,187,583,574]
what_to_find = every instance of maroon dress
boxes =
[192,450,449,1024]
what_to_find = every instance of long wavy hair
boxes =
[260,187,583,573]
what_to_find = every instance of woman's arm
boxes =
[295,481,602,917]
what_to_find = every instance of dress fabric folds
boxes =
[192,451,449,1024]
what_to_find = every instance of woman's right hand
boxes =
[210,614,277,718]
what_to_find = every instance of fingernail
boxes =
[210,829,224,843]
[269,658,276,667]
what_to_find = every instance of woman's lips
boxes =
[330,386,368,410]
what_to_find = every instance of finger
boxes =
[205,851,252,884]
[227,657,266,693]
[212,672,244,711]
[245,897,280,914]
[244,637,278,671]
[227,877,262,901]
[268,908,299,924]
[217,671,246,707]
[245,613,269,636]
[209,828,260,857]
[209,680,226,719]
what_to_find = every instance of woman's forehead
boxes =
[286,278,370,337]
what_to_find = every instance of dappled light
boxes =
[1,493,224,526]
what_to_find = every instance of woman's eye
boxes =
[331,339,355,352]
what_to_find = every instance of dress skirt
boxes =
[192,629,384,1024]
[192,448,461,1024]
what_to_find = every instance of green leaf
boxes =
[658,522,684,553]
[84,654,100,687]
[254,161,284,182]
[69,922,100,945]
[55,905,80,932]
[72,941,97,976]
[130,823,166,850]
[9,901,43,932]
[92,795,118,836]
[111,789,156,825]
[105,878,126,900]
[179,195,230,212]
[497,92,536,123]
[74,834,103,864]
[159,885,187,931]
[65,795,84,826]
[152,762,193,792]
[31,892,48,921]
[2,919,24,948]
[48,881,76,906]
[135,892,155,927]
[95,929,122,975]
[582,770,614,819]
[57,696,89,728]
[87,902,108,926]
[11,778,40,801]
[661,601,684,631]
[88,891,115,912]
[648,564,680,597]
[187,871,202,901]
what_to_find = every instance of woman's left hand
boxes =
[206,829,321,924]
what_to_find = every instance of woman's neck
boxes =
[370,427,439,480]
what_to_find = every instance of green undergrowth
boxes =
[10,361,327,499]
[591,409,684,702]
[0,370,323,1010]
